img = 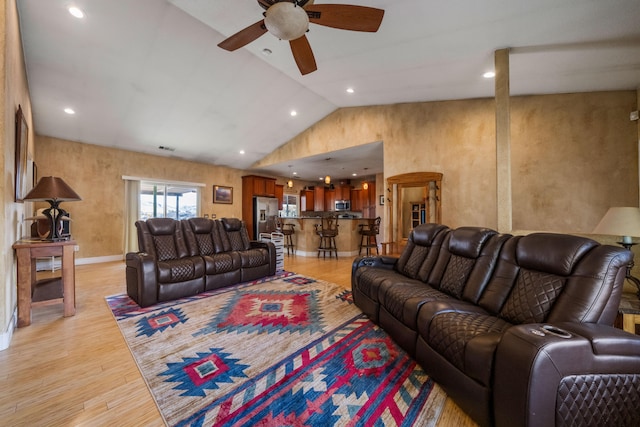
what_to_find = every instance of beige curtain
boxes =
[123,179,140,255]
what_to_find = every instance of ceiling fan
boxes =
[218,0,385,75]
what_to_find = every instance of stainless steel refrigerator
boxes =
[253,196,279,238]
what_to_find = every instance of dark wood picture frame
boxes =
[15,105,29,202]
[213,185,233,204]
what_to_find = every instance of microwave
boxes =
[335,200,351,211]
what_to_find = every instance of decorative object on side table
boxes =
[593,206,640,297]
[23,176,81,241]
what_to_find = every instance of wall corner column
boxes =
[495,48,512,233]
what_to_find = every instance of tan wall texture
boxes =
[258,91,638,233]
[1,0,35,340]
[34,137,245,259]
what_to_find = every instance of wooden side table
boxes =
[619,292,640,334]
[12,239,76,327]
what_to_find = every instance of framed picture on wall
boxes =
[379,195,385,206]
[213,185,233,204]
[15,105,29,202]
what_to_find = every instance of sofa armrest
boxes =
[125,252,159,307]
[249,240,276,275]
[352,255,398,273]
[494,322,640,427]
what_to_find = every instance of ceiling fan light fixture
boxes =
[264,2,309,41]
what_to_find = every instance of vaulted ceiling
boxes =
[17,0,640,181]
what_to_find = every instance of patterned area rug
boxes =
[106,273,446,426]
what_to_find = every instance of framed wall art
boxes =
[379,195,385,206]
[15,105,29,202]
[213,185,233,204]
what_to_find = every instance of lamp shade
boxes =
[593,207,640,242]
[23,176,81,202]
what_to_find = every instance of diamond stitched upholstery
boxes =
[556,374,640,427]
[354,267,404,303]
[158,258,197,283]
[195,233,215,256]
[381,282,449,326]
[243,248,268,268]
[400,245,430,279]
[439,255,475,298]
[499,269,565,324]
[429,312,511,372]
[153,235,178,261]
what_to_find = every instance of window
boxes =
[280,194,298,218]
[139,181,199,220]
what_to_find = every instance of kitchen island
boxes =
[279,216,378,257]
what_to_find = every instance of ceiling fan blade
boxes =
[290,35,317,75]
[306,5,384,32]
[218,20,267,51]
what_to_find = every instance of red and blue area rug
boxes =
[106,273,446,426]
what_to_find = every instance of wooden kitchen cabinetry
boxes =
[275,184,284,210]
[243,175,276,197]
[325,189,336,211]
[300,189,314,212]
[314,186,325,211]
[242,175,278,239]
[335,184,352,201]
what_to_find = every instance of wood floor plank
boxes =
[0,255,476,426]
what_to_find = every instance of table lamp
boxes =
[23,176,81,241]
[593,206,640,297]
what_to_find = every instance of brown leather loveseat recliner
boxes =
[352,223,640,427]
[126,217,276,307]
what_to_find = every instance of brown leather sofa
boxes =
[352,223,640,427]
[126,217,276,307]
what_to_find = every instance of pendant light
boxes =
[325,175,331,185]
[287,165,294,188]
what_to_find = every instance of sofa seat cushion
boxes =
[378,280,450,328]
[426,309,512,386]
[353,267,408,303]
[239,248,269,268]
[203,252,241,274]
[157,256,205,284]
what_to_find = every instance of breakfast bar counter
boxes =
[279,217,377,257]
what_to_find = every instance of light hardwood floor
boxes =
[0,255,476,426]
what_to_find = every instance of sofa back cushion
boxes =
[136,218,188,261]
[221,218,251,251]
[426,227,507,303]
[394,224,449,280]
[482,233,632,325]
[182,218,216,256]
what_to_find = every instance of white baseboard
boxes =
[75,254,124,265]
[0,308,17,351]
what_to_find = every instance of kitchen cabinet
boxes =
[325,189,336,211]
[244,175,276,197]
[242,175,277,239]
[275,184,284,210]
[335,184,352,201]
[314,186,325,211]
[351,189,362,212]
[300,189,314,212]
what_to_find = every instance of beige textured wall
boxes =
[2,0,35,343]
[34,137,244,259]
[257,91,638,233]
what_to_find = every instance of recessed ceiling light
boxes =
[64,108,75,115]
[352,173,358,176]
[68,6,84,19]
[346,88,354,94]
[290,110,297,117]
[239,150,245,155]
[262,48,272,56]
[483,71,495,79]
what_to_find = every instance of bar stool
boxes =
[315,214,339,259]
[359,217,381,256]
[276,217,296,256]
